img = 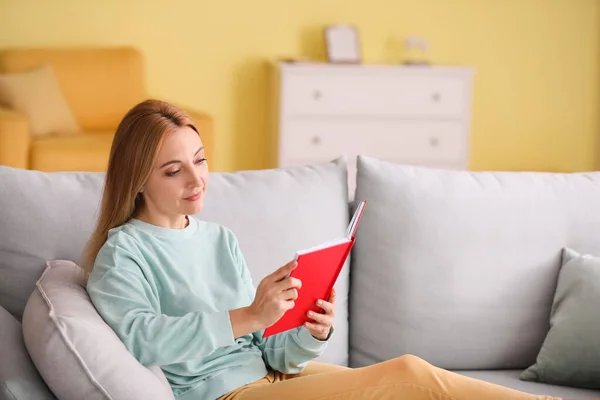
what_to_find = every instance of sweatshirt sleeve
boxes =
[86,240,235,367]
[230,235,332,374]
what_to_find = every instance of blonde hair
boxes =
[80,99,199,282]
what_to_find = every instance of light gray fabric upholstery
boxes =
[0,157,350,368]
[196,157,350,366]
[22,260,174,400]
[521,248,600,389]
[456,370,600,398]
[3,156,599,398]
[0,167,104,320]
[351,155,600,370]
[0,305,56,400]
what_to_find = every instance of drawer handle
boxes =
[313,90,322,100]
[431,92,441,102]
[429,137,440,147]
[311,136,321,145]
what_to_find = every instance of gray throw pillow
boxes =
[0,305,56,399]
[521,248,600,389]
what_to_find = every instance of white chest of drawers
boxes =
[267,63,474,196]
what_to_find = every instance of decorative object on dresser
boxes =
[267,63,475,197]
[403,35,431,66]
[324,25,361,64]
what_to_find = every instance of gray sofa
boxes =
[1,155,599,399]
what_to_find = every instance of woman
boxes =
[83,99,560,400]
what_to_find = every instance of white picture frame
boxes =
[324,25,361,64]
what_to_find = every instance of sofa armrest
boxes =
[0,106,30,169]
[179,107,215,169]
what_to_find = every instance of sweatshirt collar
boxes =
[128,215,199,238]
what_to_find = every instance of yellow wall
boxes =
[1,0,598,173]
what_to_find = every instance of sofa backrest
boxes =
[0,47,146,131]
[0,158,351,366]
[0,168,104,319]
[350,155,600,370]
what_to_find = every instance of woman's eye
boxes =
[165,159,206,176]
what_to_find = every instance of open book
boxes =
[263,201,367,338]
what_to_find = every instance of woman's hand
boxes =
[247,260,302,329]
[304,288,336,340]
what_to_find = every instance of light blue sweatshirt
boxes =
[86,216,331,399]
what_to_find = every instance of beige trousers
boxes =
[218,355,560,400]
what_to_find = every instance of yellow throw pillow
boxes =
[0,65,80,137]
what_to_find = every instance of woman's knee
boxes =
[392,354,430,370]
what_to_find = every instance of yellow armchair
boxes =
[0,47,214,172]
[0,106,29,169]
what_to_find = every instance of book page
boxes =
[294,200,365,260]
[345,200,366,239]
[295,237,351,258]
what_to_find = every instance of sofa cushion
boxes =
[22,260,175,400]
[457,370,600,399]
[30,131,114,172]
[0,167,105,320]
[195,157,350,366]
[521,248,600,389]
[351,155,600,370]
[0,304,56,400]
[0,64,80,136]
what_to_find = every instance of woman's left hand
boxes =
[304,288,336,340]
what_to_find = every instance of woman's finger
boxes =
[282,288,298,301]
[276,276,302,293]
[305,322,330,336]
[328,288,337,304]
[316,298,335,314]
[307,310,333,325]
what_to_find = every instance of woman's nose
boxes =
[189,168,203,187]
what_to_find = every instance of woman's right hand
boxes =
[248,260,302,329]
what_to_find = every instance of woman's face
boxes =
[138,126,208,228]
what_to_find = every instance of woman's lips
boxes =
[184,191,202,201]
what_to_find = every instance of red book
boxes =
[262,201,367,338]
